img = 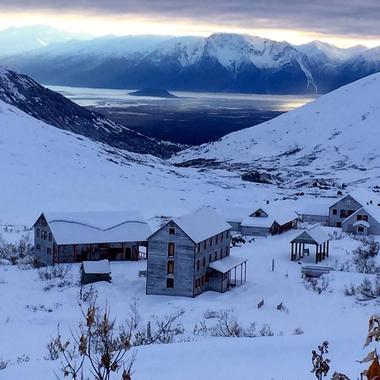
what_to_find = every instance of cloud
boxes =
[2,0,380,39]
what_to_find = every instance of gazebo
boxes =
[290,225,330,264]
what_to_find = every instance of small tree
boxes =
[55,304,135,380]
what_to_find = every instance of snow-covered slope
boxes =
[0,65,180,158]
[297,41,366,64]
[173,73,380,187]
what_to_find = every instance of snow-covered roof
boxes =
[297,202,330,216]
[82,260,111,274]
[330,189,380,209]
[172,208,231,243]
[292,225,330,245]
[220,206,251,223]
[241,216,274,228]
[353,220,370,228]
[41,211,151,245]
[209,255,247,274]
[343,205,380,225]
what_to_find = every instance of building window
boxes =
[340,210,346,218]
[47,248,52,255]
[363,215,369,222]
[166,278,174,288]
[209,238,212,248]
[196,244,200,253]
[336,222,342,228]
[220,248,223,258]
[36,244,41,251]
[209,254,212,263]
[216,235,218,244]
[358,227,364,232]
[169,227,176,235]
[332,209,337,215]
[203,241,207,250]
[167,261,174,275]
[168,242,175,257]
[225,247,229,256]
[357,215,362,221]
[37,228,40,238]
[197,260,200,271]
[49,233,52,242]
[203,257,206,267]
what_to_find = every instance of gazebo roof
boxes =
[291,225,330,245]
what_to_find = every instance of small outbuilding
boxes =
[81,259,111,285]
[290,225,330,264]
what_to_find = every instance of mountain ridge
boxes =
[2,31,380,94]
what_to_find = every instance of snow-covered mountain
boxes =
[173,72,380,187]
[297,41,366,64]
[0,25,92,58]
[0,66,180,158]
[2,33,320,94]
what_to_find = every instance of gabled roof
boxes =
[82,260,111,274]
[243,201,298,227]
[172,208,231,244]
[343,205,380,225]
[329,189,379,209]
[291,225,330,245]
[38,211,151,245]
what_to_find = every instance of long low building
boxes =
[33,211,151,266]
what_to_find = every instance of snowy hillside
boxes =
[297,41,366,64]
[0,65,180,158]
[173,73,380,187]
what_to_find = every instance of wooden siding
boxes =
[147,222,231,297]
[342,210,380,235]
[328,195,362,227]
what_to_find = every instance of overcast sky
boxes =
[1,0,380,47]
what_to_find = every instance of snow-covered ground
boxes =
[0,229,377,379]
[173,72,380,187]
[2,70,380,379]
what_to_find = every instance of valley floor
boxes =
[0,228,378,379]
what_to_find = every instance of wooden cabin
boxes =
[240,205,298,237]
[33,211,151,266]
[81,259,111,285]
[146,208,247,298]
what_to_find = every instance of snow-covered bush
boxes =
[0,235,33,266]
[303,275,331,294]
[293,327,304,335]
[0,358,9,370]
[79,284,98,304]
[352,242,379,274]
[131,308,185,345]
[38,264,73,289]
[200,309,275,338]
[344,276,380,300]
